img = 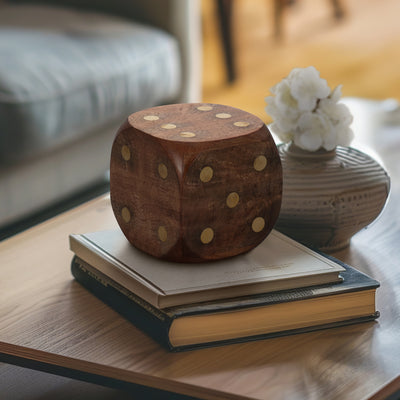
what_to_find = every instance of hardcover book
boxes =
[69,229,345,308]
[71,256,380,352]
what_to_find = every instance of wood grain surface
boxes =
[1,101,400,399]
[110,103,282,262]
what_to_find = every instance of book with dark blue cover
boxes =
[71,255,379,352]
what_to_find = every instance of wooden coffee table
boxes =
[1,99,400,399]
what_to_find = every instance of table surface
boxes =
[1,98,400,400]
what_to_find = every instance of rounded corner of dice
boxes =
[110,103,283,263]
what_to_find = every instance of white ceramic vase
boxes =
[275,142,391,252]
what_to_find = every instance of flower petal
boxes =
[289,66,331,111]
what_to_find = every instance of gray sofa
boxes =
[0,0,201,234]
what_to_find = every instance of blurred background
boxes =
[202,0,400,121]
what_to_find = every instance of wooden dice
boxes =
[110,103,282,262]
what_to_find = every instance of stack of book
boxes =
[69,229,379,351]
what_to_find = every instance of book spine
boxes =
[71,257,175,351]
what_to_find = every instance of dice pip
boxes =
[110,103,282,262]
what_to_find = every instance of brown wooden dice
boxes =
[110,103,282,262]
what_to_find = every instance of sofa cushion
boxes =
[0,4,181,164]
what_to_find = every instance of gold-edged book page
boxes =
[69,229,345,308]
[168,289,377,347]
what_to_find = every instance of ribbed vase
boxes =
[275,142,391,252]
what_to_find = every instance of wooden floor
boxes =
[202,0,400,123]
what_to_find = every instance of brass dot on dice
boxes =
[234,121,250,127]
[226,192,239,208]
[158,226,168,242]
[200,166,213,183]
[253,155,267,171]
[121,145,131,161]
[143,115,159,121]
[252,217,265,233]
[197,105,213,111]
[161,123,176,129]
[180,131,196,138]
[158,163,168,179]
[216,113,232,119]
[121,207,131,223]
[201,228,214,244]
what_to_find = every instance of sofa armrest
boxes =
[164,0,202,103]
[132,0,202,103]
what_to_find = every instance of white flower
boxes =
[265,67,354,151]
